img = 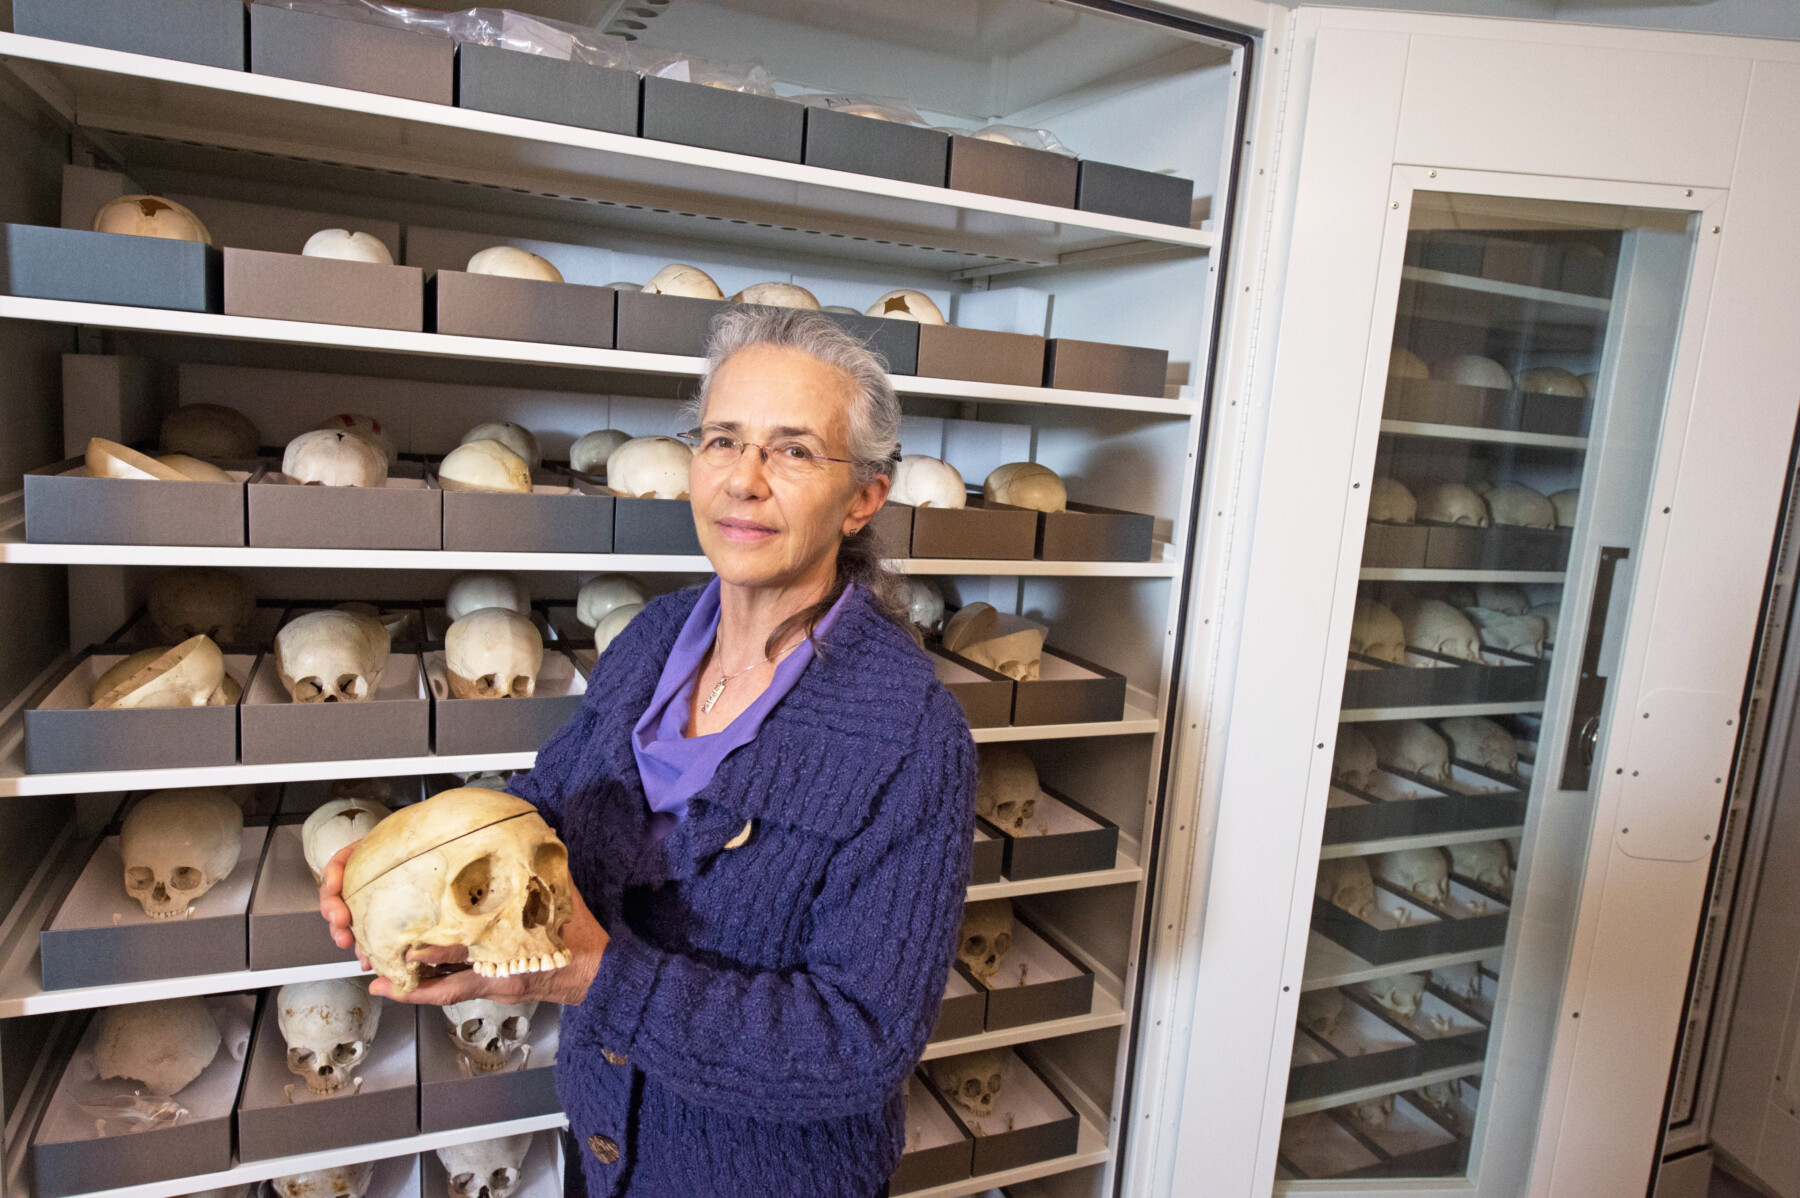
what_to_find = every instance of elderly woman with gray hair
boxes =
[324,306,976,1197]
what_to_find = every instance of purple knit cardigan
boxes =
[508,585,976,1198]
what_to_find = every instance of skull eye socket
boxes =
[532,842,567,876]
[450,1174,475,1194]
[125,867,154,891]
[963,934,986,957]
[993,933,1011,956]
[987,1072,1003,1091]
[500,1017,526,1039]
[451,854,501,915]
[962,1078,982,1098]
[336,674,367,699]
[331,1042,359,1063]
[460,1019,486,1041]
[169,867,203,891]
[294,677,324,701]
[288,1047,315,1069]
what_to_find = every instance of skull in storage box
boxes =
[1550,489,1579,528]
[906,579,945,634]
[1372,847,1451,906]
[93,997,221,1096]
[441,440,532,494]
[276,609,391,703]
[343,789,574,993]
[1403,599,1483,663]
[1297,988,1344,1037]
[1364,972,1429,1018]
[1465,609,1549,658]
[1447,582,1529,615]
[468,246,562,283]
[270,1163,375,1198]
[462,423,541,473]
[975,744,1039,834]
[592,603,643,653]
[866,289,945,324]
[448,573,531,623]
[161,404,260,459]
[446,608,543,700]
[439,1134,534,1198]
[1486,482,1557,529]
[570,429,630,476]
[90,636,234,709]
[1332,725,1378,789]
[889,455,966,509]
[1368,477,1416,524]
[443,998,539,1072]
[1315,857,1376,921]
[121,788,243,918]
[1366,720,1451,782]
[607,436,693,500]
[944,603,1044,682]
[316,414,396,467]
[303,229,393,265]
[956,899,1014,982]
[984,462,1067,513]
[576,575,646,630]
[1350,596,1405,664]
[284,430,389,488]
[302,799,390,884]
[928,1049,1007,1119]
[732,282,821,309]
[1416,481,1490,527]
[1450,840,1514,892]
[1439,716,1518,776]
[147,569,253,644]
[278,978,381,1094]
[93,194,211,243]
[643,263,722,299]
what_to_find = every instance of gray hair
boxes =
[687,305,915,648]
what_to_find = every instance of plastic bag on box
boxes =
[628,49,777,96]
[966,123,1076,157]
[256,1,632,68]
[794,93,931,127]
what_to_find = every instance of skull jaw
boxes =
[456,1041,517,1072]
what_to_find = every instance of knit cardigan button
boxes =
[601,1049,628,1066]
[588,1134,621,1164]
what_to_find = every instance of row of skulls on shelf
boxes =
[1390,347,1594,400]
[1351,580,1559,663]
[269,1132,538,1198]
[1367,474,1577,533]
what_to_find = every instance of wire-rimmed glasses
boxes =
[679,426,853,482]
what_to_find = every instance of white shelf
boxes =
[1283,1060,1484,1119]
[1379,419,1588,450]
[905,1118,1110,1198]
[1401,266,1611,312]
[0,33,1213,273]
[0,296,1197,417]
[1319,825,1526,861]
[1359,567,1565,584]
[1339,701,1544,724]
[920,983,1127,1062]
[967,844,1142,902]
[1301,930,1499,992]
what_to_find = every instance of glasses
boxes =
[679,427,854,481]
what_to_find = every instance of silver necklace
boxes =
[700,639,801,714]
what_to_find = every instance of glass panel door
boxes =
[1275,192,1700,1185]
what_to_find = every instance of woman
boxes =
[321,306,976,1198]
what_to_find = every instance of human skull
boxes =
[440,440,532,494]
[1432,962,1487,1004]
[865,289,946,324]
[1465,608,1549,657]
[90,636,229,709]
[984,462,1067,513]
[343,789,574,992]
[1416,481,1490,527]
[1365,972,1429,1018]
[1316,857,1376,920]
[1518,366,1587,397]
[1433,355,1512,390]
[157,453,233,482]
[468,246,562,283]
[1351,1094,1396,1130]
[1366,720,1451,782]
[1549,489,1578,527]
[94,998,221,1096]
[443,999,538,1072]
[732,282,820,309]
[278,979,381,1094]
[445,608,543,700]
[1450,840,1513,892]
[1368,477,1416,523]
[1372,847,1450,905]
[1350,596,1406,664]
[93,195,211,244]
[1332,725,1379,789]
[1388,347,1429,379]
[302,229,393,265]
[276,610,390,703]
[283,430,389,488]
[446,573,529,623]
[906,578,945,634]
[270,1164,374,1198]
[1439,716,1517,775]
[161,404,260,459]
[86,437,193,482]
[461,422,541,472]
[957,899,1014,982]
[120,789,243,919]
[961,627,1044,682]
[1447,582,1529,615]
[889,455,966,508]
[1486,482,1556,529]
[569,429,631,476]
[643,263,723,299]
[147,569,253,644]
[607,436,693,499]
[315,413,397,467]
[975,744,1038,834]
[302,799,390,883]
[1404,599,1483,663]
[335,601,416,642]
[929,1049,1007,1119]
[576,575,646,630]
[592,603,643,652]
[439,1134,534,1198]
[1297,988,1345,1037]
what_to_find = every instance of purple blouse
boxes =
[630,578,855,828]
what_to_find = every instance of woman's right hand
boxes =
[318,843,371,971]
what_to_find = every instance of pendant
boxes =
[701,679,727,714]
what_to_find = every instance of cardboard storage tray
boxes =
[1279,1092,1467,1180]
[41,826,264,989]
[249,466,442,550]
[250,1,454,104]
[424,1127,558,1198]
[247,821,361,970]
[1285,985,1488,1104]
[993,788,1120,880]
[1043,338,1169,398]
[803,107,949,188]
[970,824,1004,886]
[1074,160,1195,227]
[418,1002,560,1131]
[931,651,1012,730]
[31,995,254,1198]
[867,502,916,558]
[455,42,640,135]
[978,916,1095,1031]
[930,969,986,1045]
[239,652,430,765]
[935,1050,1081,1175]
[24,647,252,775]
[815,308,920,376]
[1036,500,1157,563]
[1421,523,1572,572]
[2,223,220,311]
[428,270,617,349]
[946,136,1078,208]
[891,1073,974,1194]
[613,289,727,357]
[640,75,805,162]
[1312,878,1510,964]
[1322,764,1526,847]
[1382,379,1519,430]
[237,999,418,1161]
[612,495,704,556]
[14,0,247,69]
[1361,521,1430,569]
[427,647,587,756]
[24,456,254,546]
[1011,647,1128,727]
[904,496,1040,561]
[224,247,425,331]
[1340,648,1547,710]
[439,470,614,554]
[915,324,1046,387]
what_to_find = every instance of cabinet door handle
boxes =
[1559,546,1630,791]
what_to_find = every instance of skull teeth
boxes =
[472,953,568,979]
